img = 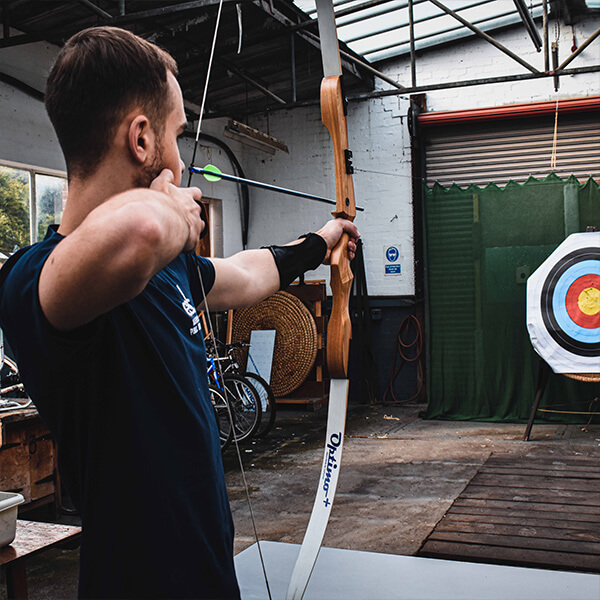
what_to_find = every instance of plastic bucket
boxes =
[0,491,24,548]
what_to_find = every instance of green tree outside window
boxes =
[0,166,30,260]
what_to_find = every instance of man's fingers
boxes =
[341,219,360,240]
[150,169,175,190]
[188,186,203,202]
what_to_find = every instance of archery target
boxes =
[527,232,600,374]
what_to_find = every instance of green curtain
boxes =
[424,174,599,423]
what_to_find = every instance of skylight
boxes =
[293,0,545,63]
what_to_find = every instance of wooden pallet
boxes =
[277,281,328,411]
[418,453,600,573]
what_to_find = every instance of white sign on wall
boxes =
[384,244,402,276]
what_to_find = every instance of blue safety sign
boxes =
[384,245,401,276]
[386,246,399,262]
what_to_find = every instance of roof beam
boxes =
[427,0,540,73]
[0,0,250,48]
[554,25,600,74]
[250,0,398,89]
[345,0,492,43]
[302,28,405,89]
[153,20,288,108]
[250,0,367,84]
[77,0,113,20]
[511,0,542,50]
[363,3,527,58]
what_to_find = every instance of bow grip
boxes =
[327,232,353,378]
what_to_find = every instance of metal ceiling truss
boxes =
[242,0,599,104]
[0,0,379,111]
[0,0,251,49]
[0,0,598,115]
[352,0,600,100]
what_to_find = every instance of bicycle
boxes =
[208,384,234,451]
[218,341,277,438]
[206,350,262,443]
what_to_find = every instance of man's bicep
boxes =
[203,258,245,310]
[204,251,280,311]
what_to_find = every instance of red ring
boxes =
[566,274,600,329]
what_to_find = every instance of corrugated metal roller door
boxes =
[424,113,600,188]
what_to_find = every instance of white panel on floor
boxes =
[235,541,600,600]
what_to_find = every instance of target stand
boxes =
[524,230,600,440]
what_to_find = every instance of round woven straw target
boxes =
[232,291,317,397]
[563,373,600,383]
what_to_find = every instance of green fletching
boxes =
[202,164,222,182]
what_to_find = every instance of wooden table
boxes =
[0,520,81,599]
[0,409,59,512]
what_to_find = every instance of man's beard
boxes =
[133,145,164,188]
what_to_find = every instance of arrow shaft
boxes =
[189,166,364,211]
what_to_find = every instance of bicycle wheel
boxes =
[244,372,276,437]
[209,384,234,451]
[223,374,261,442]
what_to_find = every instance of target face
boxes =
[527,232,600,374]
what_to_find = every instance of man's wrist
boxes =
[262,233,327,290]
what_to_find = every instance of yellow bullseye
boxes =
[578,287,600,316]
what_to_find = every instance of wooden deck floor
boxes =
[418,453,600,572]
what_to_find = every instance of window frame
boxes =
[0,159,67,244]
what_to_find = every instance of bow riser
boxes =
[321,75,356,379]
[320,76,356,221]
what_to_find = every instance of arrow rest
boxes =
[344,149,354,175]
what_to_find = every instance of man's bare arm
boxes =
[206,219,359,311]
[39,170,203,331]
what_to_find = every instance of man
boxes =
[0,26,359,599]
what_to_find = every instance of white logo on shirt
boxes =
[176,285,201,336]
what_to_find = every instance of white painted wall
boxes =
[0,40,64,172]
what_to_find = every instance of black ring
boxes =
[540,246,600,357]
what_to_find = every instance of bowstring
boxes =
[186,0,225,187]
[187,1,272,596]
[197,267,272,600]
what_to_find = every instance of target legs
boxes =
[523,359,552,441]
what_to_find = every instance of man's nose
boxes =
[179,159,185,174]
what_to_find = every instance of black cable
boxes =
[382,315,424,405]
[183,131,250,248]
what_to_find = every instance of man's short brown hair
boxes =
[45,26,178,179]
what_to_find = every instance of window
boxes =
[0,161,67,262]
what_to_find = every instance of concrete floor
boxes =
[1,403,599,599]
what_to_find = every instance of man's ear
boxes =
[127,115,154,164]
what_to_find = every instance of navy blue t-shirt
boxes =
[0,227,241,600]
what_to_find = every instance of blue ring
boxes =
[552,260,600,343]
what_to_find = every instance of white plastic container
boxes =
[0,491,24,548]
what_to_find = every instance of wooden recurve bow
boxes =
[285,0,357,597]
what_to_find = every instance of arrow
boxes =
[189,165,364,211]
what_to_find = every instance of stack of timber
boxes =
[419,453,600,572]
